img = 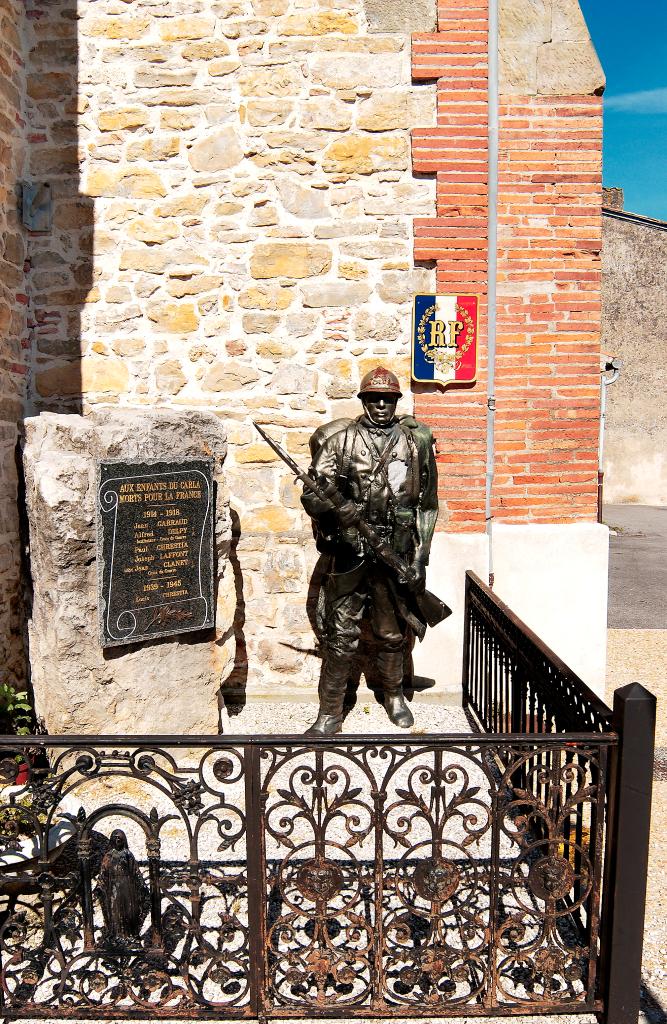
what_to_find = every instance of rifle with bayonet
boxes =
[253,422,452,640]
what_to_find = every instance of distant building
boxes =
[602,189,667,505]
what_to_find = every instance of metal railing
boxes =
[462,571,612,735]
[461,570,656,1024]
[0,572,654,1024]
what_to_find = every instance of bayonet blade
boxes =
[253,421,319,495]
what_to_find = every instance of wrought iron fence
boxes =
[462,571,613,735]
[461,571,615,948]
[461,570,656,1024]
[0,572,654,1024]
[0,733,614,1019]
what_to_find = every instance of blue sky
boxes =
[578,0,667,221]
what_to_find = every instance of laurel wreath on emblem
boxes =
[417,303,475,372]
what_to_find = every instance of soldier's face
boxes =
[362,393,398,426]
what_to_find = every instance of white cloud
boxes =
[605,86,667,114]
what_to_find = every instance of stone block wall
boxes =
[23,0,438,698]
[30,0,438,420]
[0,0,27,689]
[24,0,93,404]
[23,410,234,734]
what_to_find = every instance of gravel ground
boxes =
[606,629,667,1021]
[222,694,468,735]
[606,629,667,749]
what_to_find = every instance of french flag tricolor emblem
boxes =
[412,294,478,387]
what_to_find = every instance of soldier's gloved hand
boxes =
[336,500,361,528]
[404,559,427,594]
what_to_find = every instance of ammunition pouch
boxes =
[392,507,416,557]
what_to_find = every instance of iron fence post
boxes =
[245,742,265,1020]
[462,571,472,709]
[600,682,656,1024]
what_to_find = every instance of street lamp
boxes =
[598,357,622,522]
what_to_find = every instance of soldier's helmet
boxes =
[357,366,402,398]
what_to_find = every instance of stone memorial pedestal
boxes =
[23,410,234,735]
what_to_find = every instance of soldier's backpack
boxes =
[308,416,433,481]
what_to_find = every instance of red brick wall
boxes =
[411,2,602,532]
[412,1,489,533]
[495,95,602,524]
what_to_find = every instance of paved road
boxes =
[604,504,667,629]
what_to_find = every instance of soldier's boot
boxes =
[379,649,414,729]
[306,712,341,736]
[305,652,350,736]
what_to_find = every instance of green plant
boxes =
[0,794,47,838]
[0,683,33,736]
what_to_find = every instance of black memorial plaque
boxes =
[97,459,214,647]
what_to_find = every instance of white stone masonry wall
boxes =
[30,0,437,700]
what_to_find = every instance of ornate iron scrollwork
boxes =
[412,857,461,902]
[0,742,250,1016]
[528,855,575,902]
[294,858,345,903]
[0,735,609,1018]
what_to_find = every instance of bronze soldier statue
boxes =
[300,367,439,736]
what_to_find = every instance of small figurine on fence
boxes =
[97,828,150,944]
